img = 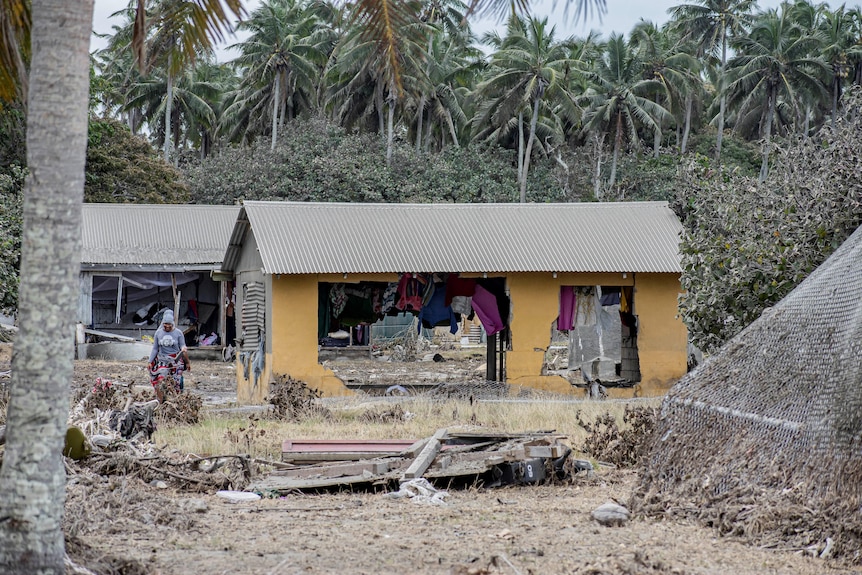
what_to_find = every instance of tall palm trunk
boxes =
[715,28,727,164]
[519,97,541,203]
[681,93,693,154]
[832,76,840,129]
[386,85,396,166]
[593,132,604,200]
[164,53,174,162]
[444,110,459,148]
[759,87,776,183]
[517,111,524,184]
[271,69,281,151]
[0,1,93,573]
[608,112,624,189]
[416,34,433,152]
[415,96,425,151]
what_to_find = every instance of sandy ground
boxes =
[0,346,858,574]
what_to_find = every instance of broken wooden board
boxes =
[282,439,417,463]
[401,428,448,480]
[270,459,400,479]
[84,328,136,342]
[252,431,573,493]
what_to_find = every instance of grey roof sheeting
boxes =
[224,201,683,274]
[82,204,240,268]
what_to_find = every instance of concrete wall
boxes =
[632,272,688,395]
[506,272,633,394]
[236,269,687,402]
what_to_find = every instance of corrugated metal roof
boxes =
[81,204,240,267]
[227,201,683,274]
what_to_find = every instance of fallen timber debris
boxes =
[248,428,579,494]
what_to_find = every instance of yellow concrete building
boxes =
[222,201,688,404]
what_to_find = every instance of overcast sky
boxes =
[90,0,853,61]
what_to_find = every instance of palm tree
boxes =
[125,59,221,158]
[725,6,829,181]
[812,4,862,126]
[228,0,337,150]
[0,6,92,573]
[93,7,149,132]
[669,0,755,163]
[409,25,483,151]
[473,15,582,202]
[325,0,428,164]
[630,20,700,158]
[145,0,240,162]
[580,32,671,195]
[413,0,472,151]
[0,2,242,571]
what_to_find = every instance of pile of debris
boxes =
[249,428,586,494]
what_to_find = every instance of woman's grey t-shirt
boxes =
[149,327,186,363]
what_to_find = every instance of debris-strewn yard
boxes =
[0,345,851,574]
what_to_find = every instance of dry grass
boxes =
[154,396,662,461]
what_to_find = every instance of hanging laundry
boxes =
[381,282,399,314]
[450,295,472,317]
[330,283,348,317]
[620,286,632,313]
[600,287,621,306]
[472,284,505,335]
[445,274,477,306]
[576,287,599,327]
[418,284,458,334]
[396,273,428,312]
[558,286,576,331]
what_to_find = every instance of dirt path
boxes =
[70,470,845,575]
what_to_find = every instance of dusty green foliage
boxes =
[576,405,658,468]
[673,87,862,353]
[0,165,23,314]
[268,373,330,421]
[85,118,190,203]
[183,116,574,205]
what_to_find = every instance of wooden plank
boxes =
[283,439,416,452]
[402,428,448,480]
[453,446,528,464]
[399,437,429,458]
[525,444,566,459]
[84,329,136,342]
[273,460,392,479]
[282,451,406,463]
[249,472,397,491]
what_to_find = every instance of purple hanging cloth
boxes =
[557,286,576,331]
[472,284,505,335]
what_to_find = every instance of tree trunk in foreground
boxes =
[0,1,93,573]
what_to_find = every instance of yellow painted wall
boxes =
[236,274,352,403]
[506,272,631,395]
[271,275,353,396]
[633,273,688,395]
[236,270,686,402]
[236,353,274,404]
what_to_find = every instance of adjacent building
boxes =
[221,201,688,403]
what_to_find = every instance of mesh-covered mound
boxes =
[633,224,862,562]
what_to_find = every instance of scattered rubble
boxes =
[248,428,584,494]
